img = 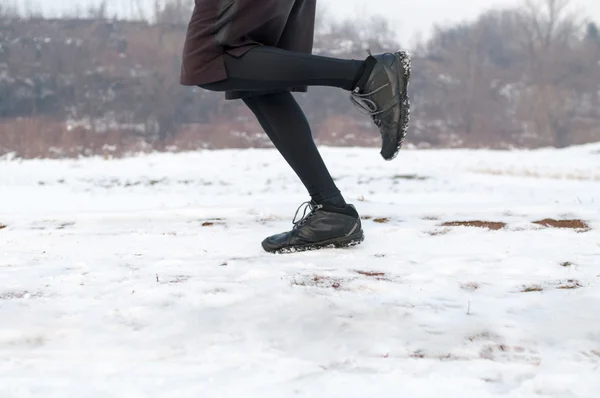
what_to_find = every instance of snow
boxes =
[1,145,600,397]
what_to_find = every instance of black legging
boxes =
[200,46,369,207]
[201,46,365,92]
[243,92,342,204]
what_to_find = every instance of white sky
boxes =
[13,0,600,43]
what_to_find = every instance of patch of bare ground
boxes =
[392,174,430,181]
[533,218,589,231]
[355,270,388,281]
[441,221,506,230]
[167,275,191,284]
[520,280,582,292]
[467,331,503,342]
[409,351,468,361]
[426,228,451,236]
[557,279,582,289]
[292,275,344,289]
[0,291,43,300]
[56,222,75,230]
[30,220,75,230]
[460,282,480,291]
[0,224,6,230]
[360,215,372,220]
[479,345,540,364]
[257,215,281,224]
[521,284,543,292]
[201,218,225,227]
[373,217,390,224]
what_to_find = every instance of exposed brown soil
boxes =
[373,217,390,224]
[0,224,6,230]
[533,219,589,230]
[355,271,388,281]
[201,219,225,227]
[312,276,341,289]
[441,221,506,230]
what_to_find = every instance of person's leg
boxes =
[243,92,345,207]
[201,46,375,93]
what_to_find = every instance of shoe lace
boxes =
[292,201,323,228]
[350,50,400,127]
[350,85,389,126]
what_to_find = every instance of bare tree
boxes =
[153,0,191,25]
[87,0,109,20]
[514,0,585,147]
[414,9,524,146]
[0,2,19,18]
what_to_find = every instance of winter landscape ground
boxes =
[1,144,599,397]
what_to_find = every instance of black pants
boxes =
[200,46,367,206]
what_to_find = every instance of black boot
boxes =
[350,50,411,161]
[262,201,364,253]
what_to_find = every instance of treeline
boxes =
[0,0,599,158]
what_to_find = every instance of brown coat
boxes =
[180,0,317,99]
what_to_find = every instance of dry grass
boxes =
[441,221,506,230]
[557,280,582,290]
[521,284,543,292]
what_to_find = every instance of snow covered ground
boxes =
[1,144,599,398]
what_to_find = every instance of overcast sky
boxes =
[15,0,600,43]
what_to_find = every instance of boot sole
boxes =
[265,231,365,254]
[382,50,411,161]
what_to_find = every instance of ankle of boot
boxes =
[352,56,377,91]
